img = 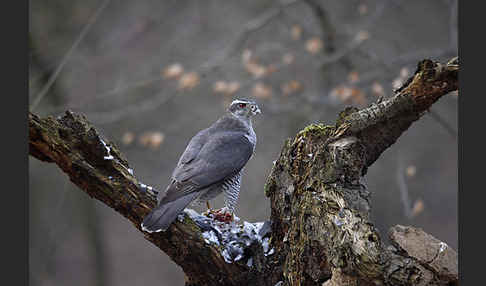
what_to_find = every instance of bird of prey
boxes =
[141,99,260,233]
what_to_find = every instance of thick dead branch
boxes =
[264,58,458,285]
[29,58,458,286]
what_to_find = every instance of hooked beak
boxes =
[252,106,261,115]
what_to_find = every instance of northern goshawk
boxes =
[141,99,260,233]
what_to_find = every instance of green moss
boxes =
[335,106,359,126]
[264,178,274,197]
[297,123,334,139]
[181,214,202,233]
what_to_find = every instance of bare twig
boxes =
[302,0,336,53]
[427,108,457,140]
[317,35,367,66]
[30,0,112,111]
[198,0,300,73]
[360,1,388,30]
[85,92,177,125]
[41,0,301,123]
[396,155,412,218]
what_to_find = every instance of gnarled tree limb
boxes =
[29,58,458,286]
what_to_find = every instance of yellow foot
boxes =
[202,201,215,217]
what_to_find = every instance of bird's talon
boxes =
[203,209,213,216]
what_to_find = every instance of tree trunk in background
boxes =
[28,58,458,286]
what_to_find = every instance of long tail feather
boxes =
[141,192,198,233]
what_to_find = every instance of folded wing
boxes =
[162,131,254,203]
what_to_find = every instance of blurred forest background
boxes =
[29,0,458,285]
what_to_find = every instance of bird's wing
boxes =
[176,128,211,165]
[162,131,254,202]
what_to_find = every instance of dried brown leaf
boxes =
[406,165,417,177]
[305,37,323,54]
[226,81,240,95]
[348,71,360,84]
[411,199,425,217]
[281,80,302,96]
[371,82,385,97]
[358,4,368,15]
[178,72,200,90]
[139,132,165,150]
[330,86,366,105]
[400,67,410,79]
[213,81,240,96]
[213,81,228,94]
[252,82,272,99]
[245,61,267,78]
[121,132,135,145]
[283,53,294,65]
[242,49,252,64]
[291,25,302,40]
[163,63,184,79]
[355,30,370,42]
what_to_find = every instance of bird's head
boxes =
[228,99,261,118]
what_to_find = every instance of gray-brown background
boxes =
[29,1,458,285]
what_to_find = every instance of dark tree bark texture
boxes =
[29,58,458,286]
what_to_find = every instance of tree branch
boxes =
[264,57,458,285]
[29,57,458,285]
[28,111,271,286]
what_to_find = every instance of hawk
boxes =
[141,99,260,233]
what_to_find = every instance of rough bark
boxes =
[29,58,458,286]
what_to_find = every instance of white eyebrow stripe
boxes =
[230,99,255,106]
[231,100,249,105]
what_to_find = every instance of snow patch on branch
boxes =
[100,138,114,160]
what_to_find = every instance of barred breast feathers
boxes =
[222,171,242,213]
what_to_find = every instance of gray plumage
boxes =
[141,99,260,233]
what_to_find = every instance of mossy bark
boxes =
[265,58,458,286]
[29,58,458,286]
